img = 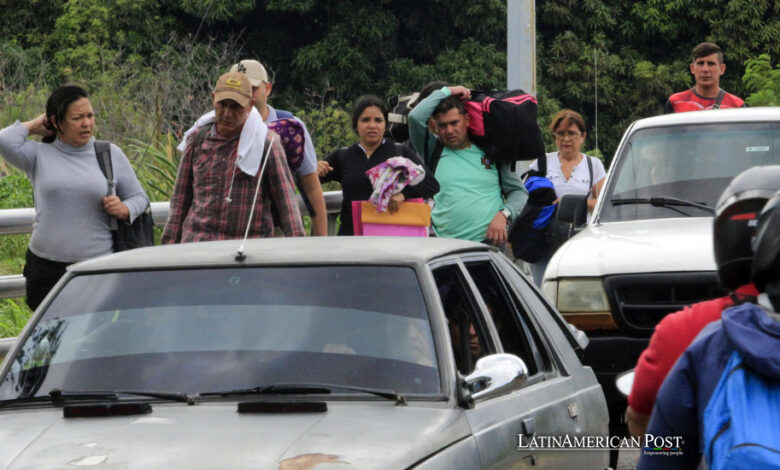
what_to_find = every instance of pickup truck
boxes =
[541,107,780,428]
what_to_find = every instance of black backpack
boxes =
[508,155,593,263]
[94,140,155,251]
[426,89,546,174]
[465,89,546,164]
[387,92,420,143]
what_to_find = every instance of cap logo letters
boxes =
[237,63,247,74]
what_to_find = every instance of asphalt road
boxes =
[617,448,640,469]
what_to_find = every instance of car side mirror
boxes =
[616,368,635,397]
[566,323,590,351]
[557,194,588,227]
[0,337,16,364]
[463,354,529,402]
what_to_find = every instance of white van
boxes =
[541,107,780,423]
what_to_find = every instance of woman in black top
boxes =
[318,95,439,235]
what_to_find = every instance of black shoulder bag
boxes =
[94,140,154,251]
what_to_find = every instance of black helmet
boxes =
[752,190,780,292]
[713,166,780,290]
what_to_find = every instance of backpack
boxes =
[387,92,420,143]
[703,350,780,470]
[426,89,545,175]
[508,154,593,263]
[94,140,155,251]
[465,89,546,164]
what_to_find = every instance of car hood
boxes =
[548,217,715,278]
[0,401,469,469]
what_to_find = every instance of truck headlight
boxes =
[541,280,557,306]
[556,278,610,313]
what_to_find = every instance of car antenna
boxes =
[235,136,275,262]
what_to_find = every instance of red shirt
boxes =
[664,88,745,113]
[161,127,304,244]
[627,283,758,415]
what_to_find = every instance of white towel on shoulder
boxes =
[177,107,268,176]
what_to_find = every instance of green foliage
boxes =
[177,0,257,22]
[743,54,780,106]
[0,299,31,338]
[44,0,175,83]
[387,39,506,96]
[295,103,353,191]
[0,167,33,209]
[129,133,182,202]
[0,166,33,277]
[295,103,355,159]
[266,0,316,13]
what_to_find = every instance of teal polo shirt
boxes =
[432,144,503,241]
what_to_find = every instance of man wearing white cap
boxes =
[162,71,305,243]
[231,59,327,236]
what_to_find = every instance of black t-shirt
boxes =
[321,139,439,235]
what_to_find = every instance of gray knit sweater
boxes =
[0,121,149,262]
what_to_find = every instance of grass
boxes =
[0,299,31,338]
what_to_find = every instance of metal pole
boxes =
[507,0,536,179]
[507,0,536,95]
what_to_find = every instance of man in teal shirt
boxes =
[408,85,528,244]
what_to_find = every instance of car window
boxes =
[0,266,440,400]
[463,261,546,376]
[432,265,494,376]
[602,122,780,222]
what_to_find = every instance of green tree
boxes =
[743,54,780,106]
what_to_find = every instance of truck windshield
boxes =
[600,122,780,222]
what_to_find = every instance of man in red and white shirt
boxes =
[162,71,304,244]
[664,42,745,113]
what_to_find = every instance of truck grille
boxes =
[603,272,727,335]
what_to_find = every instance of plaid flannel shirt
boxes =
[161,126,304,244]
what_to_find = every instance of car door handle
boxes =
[521,417,535,436]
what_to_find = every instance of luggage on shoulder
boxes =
[465,89,546,164]
[387,92,420,143]
[703,350,780,470]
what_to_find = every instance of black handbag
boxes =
[94,140,154,251]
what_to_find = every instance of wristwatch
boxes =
[500,207,511,221]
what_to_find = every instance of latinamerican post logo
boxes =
[517,434,684,456]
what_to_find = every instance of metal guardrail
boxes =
[0,191,344,300]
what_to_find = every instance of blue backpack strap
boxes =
[274,109,295,120]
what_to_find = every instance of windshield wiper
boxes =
[201,383,406,405]
[49,389,196,405]
[611,196,714,214]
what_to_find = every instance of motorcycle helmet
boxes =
[751,189,780,293]
[713,166,780,290]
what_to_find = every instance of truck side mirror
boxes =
[557,194,588,227]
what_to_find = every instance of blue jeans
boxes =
[529,254,551,287]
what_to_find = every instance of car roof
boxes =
[631,107,780,130]
[69,237,492,273]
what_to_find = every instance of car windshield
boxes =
[0,266,440,401]
[600,121,780,222]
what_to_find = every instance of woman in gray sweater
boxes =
[0,85,149,310]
